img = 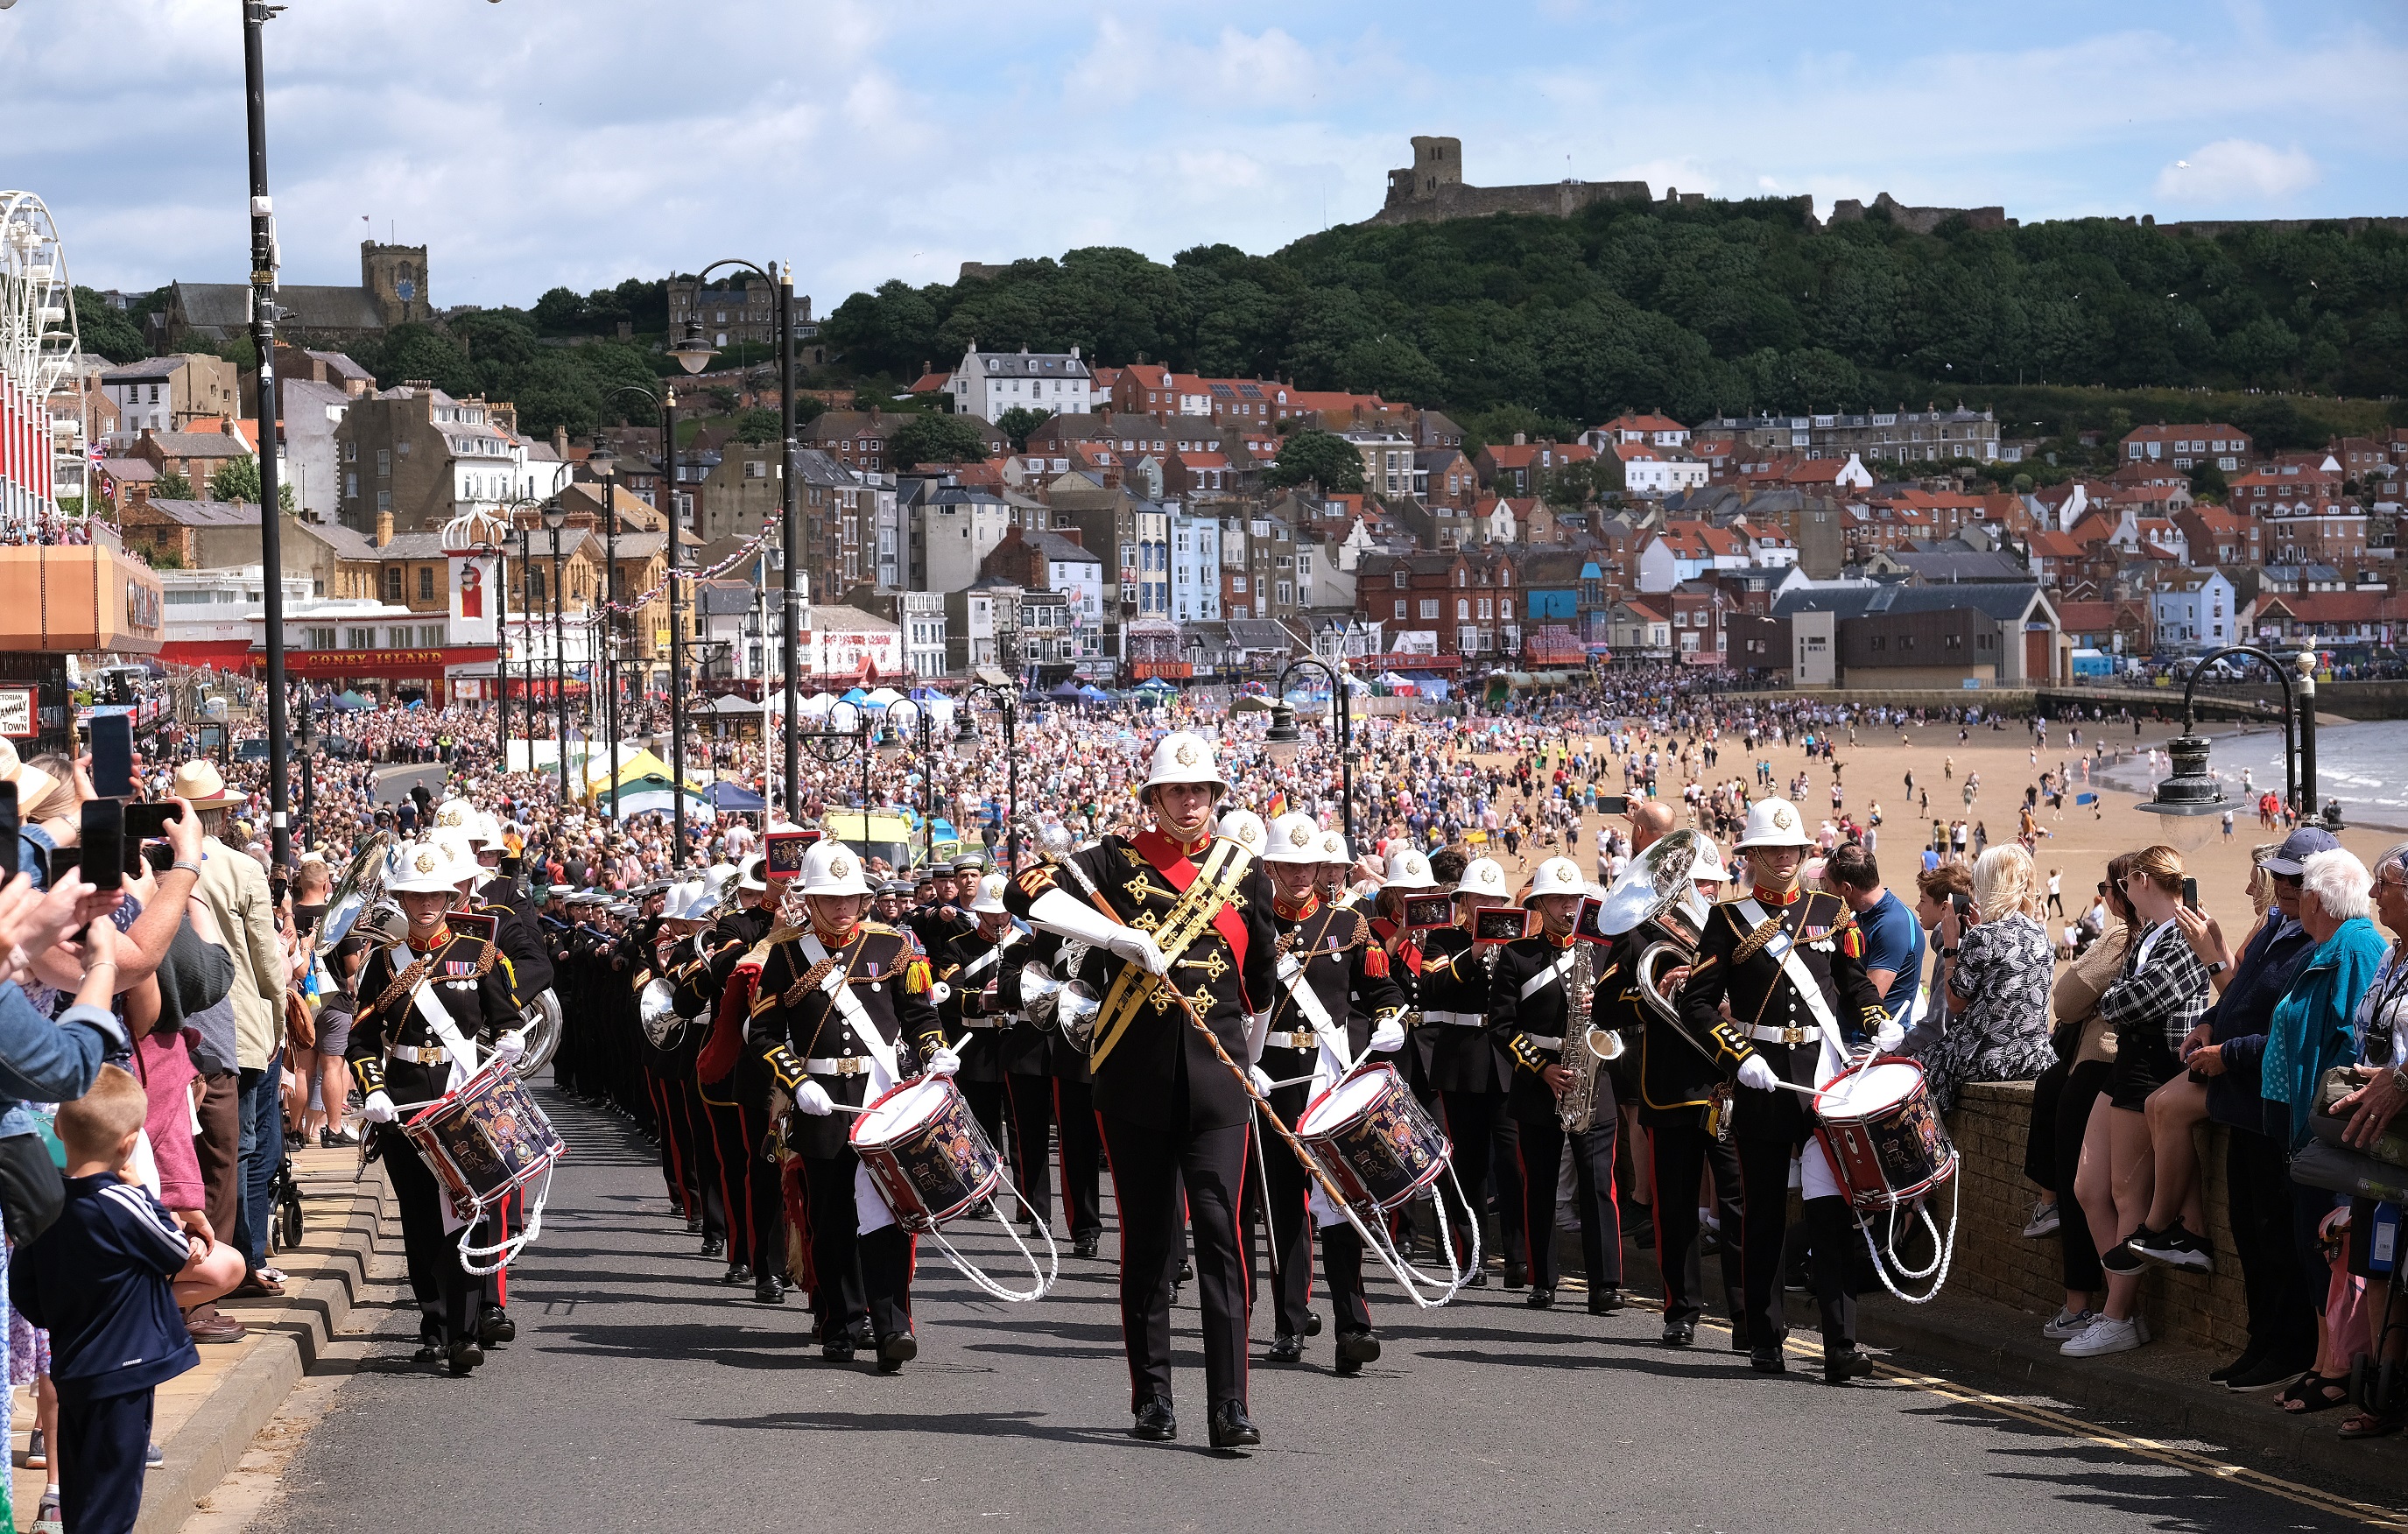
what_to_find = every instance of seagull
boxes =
[2176,159,2190,169]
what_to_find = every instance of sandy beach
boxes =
[1479,714,2403,940]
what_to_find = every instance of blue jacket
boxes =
[2204,916,2317,1131]
[2264,917,2391,1150]
[0,984,126,1140]
[10,1174,199,1403]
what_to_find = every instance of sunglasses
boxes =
[2271,871,2304,886]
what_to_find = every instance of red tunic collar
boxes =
[1752,884,1801,907]
[407,925,451,956]
[1274,892,1320,922]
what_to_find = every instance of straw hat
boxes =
[170,759,243,808]
[0,739,59,815]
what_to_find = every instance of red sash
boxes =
[1130,830,1252,1010]
[696,952,762,1087]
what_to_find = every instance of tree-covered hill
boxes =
[822,200,2408,429]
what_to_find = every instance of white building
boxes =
[1619,448,1711,498]
[158,565,311,651]
[2150,570,2236,652]
[800,602,905,679]
[897,590,947,678]
[912,484,1014,594]
[950,343,1094,424]
[1170,510,1222,623]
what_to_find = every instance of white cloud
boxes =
[2154,139,2320,202]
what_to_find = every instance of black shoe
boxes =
[1626,1216,1656,1249]
[724,1263,752,1285]
[685,1215,703,1234]
[2229,1353,2314,1391]
[1525,1286,1555,1310]
[1073,1233,1101,1260]
[877,1333,917,1375]
[475,1305,515,1347]
[1334,1330,1381,1376]
[1266,1333,1303,1363]
[2099,1228,2151,1276]
[822,1338,856,1362]
[2129,1220,2216,1274]
[1588,1287,1628,1315]
[755,1275,785,1305]
[1729,1321,1751,1354]
[2209,1348,2264,1385]
[1750,1348,1787,1375]
[1464,1267,1488,1288]
[415,1319,444,1362]
[1208,1400,1262,1451]
[1663,1321,1697,1348]
[701,1235,726,1259]
[447,1338,484,1376]
[1302,1311,1323,1337]
[1823,1348,1875,1386]
[1130,1396,1177,1442]
[1503,1262,1530,1290]
[1176,1258,1194,1284]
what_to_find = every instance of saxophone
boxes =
[1556,939,1602,1134]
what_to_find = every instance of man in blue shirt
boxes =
[1827,845,1923,1040]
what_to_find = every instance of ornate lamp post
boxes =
[954,682,1020,869]
[1264,656,1360,847]
[2139,645,2330,848]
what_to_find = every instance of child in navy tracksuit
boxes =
[11,1066,223,1534]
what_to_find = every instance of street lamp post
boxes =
[1264,657,1360,848]
[543,503,569,803]
[494,524,510,762]
[242,0,292,870]
[798,700,872,847]
[668,257,803,822]
[2139,646,2332,843]
[954,682,1020,869]
[879,699,947,869]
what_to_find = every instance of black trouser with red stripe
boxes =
[1440,1089,1527,1273]
[380,1123,474,1344]
[473,1185,525,1311]
[1736,1134,1855,1355]
[801,1150,914,1343]
[1248,1080,1316,1339]
[673,1080,727,1244]
[1100,1111,1249,1413]
[1320,1220,1370,1337]
[1051,1078,1104,1241]
[1514,1108,1620,1291]
[1003,1073,1055,1226]
[1646,1122,1744,1333]
[959,1077,1008,1200]
[645,1070,689,1217]
[705,1095,783,1277]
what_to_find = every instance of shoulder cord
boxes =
[368,941,497,1019]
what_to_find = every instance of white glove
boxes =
[793,1080,835,1116]
[1873,1018,1905,1054]
[1245,1010,1274,1064]
[926,1045,962,1079]
[1736,1054,1781,1093]
[1029,887,1169,976]
[1369,1016,1406,1054]
[493,1030,527,1066]
[1250,1066,1276,1099]
[928,981,954,1008]
[360,1090,398,1124]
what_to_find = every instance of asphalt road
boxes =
[249,1085,2391,1534]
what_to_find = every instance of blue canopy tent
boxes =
[705,779,767,811]
[1077,684,1109,702]
[1047,680,1084,700]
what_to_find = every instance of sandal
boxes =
[2340,1411,2402,1439]
[2280,1374,2349,1413]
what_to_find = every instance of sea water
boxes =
[2096,720,2408,832]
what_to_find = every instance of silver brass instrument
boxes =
[315,831,392,960]
[1017,959,1101,1051]
[1599,829,1713,1054]
[1557,939,1603,1133]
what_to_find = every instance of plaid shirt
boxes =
[2097,918,2213,1055]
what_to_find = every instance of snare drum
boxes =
[402,1060,567,1222]
[850,1076,1004,1233]
[1810,1059,1956,1211]
[1295,1063,1452,1214]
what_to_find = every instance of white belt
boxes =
[1423,1010,1483,1027]
[386,1043,449,1066]
[1264,1030,1320,1051]
[959,1017,1002,1029]
[1749,1024,1820,1047]
[1523,1034,1564,1052]
[804,1056,872,1077]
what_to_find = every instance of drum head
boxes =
[853,1077,952,1150]
[1299,1063,1398,1136]
[1814,1060,1923,1120]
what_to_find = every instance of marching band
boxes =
[334,734,1967,1451]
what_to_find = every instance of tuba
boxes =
[1599,829,1710,1045]
[315,830,392,961]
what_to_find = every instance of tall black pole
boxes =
[779,263,801,823]
[1336,665,1356,850]
[551,524,567,803]
[1004,700,1018,870]
[2297,651,2325,826]
[603,468,619,812]
[521,526,534,768]
[243,1,291,870]
[495,533,510,762]
[668,388,686,868]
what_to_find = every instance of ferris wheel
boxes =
[0,191,78,405]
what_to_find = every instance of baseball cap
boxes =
[2262,827,2341,876]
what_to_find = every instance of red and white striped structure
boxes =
[0,192,81,534]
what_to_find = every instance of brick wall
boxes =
[1946,1081,2251,1355]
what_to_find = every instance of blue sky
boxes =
[10,0,2404,315]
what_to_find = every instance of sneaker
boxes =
[32,1490,60,1534]
[2098,1228,2151,1276]
[2041,1306,2099,1341]
[24,1427,45,1468]
[2060,1312,2151,1357]
[146,1440,164,1468]
[2020,1198,2061,1239]
[2128,1220,2215,1274]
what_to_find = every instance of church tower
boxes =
[361,242,431,327]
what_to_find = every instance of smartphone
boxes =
[1949,892,1971,917]
[0,780,15,883]
[44,847,80,883]
[2182,876,2200,913]
[88,714,134,799]
[142,842,174,876]
[80,798,124,892]
[1598,794,1630,816]
[123,800,184,841]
